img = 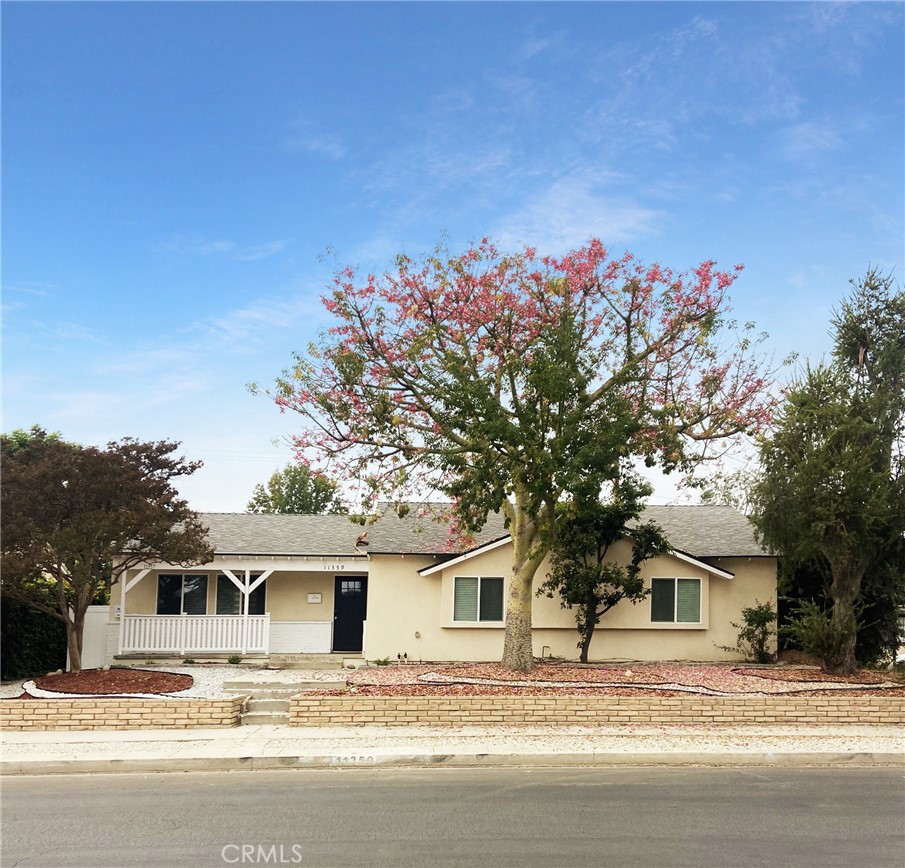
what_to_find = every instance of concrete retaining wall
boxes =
[0,695,246,731]
[289,693,904,727]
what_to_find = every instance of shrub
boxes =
[719,600,777,664]
[781,599,858,672]
[0,600,67,679]
[373,657,391,666]
[227,654,243,665]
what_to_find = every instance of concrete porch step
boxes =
[267,654,363,670]
[246,698,290,713]
[240,710,290,726]
[222,681,347,692]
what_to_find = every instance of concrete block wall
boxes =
[289,693,904,727]
[0,696,246,731]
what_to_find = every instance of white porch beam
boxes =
[247,569,272,594]
[124,568,151,593]
[221,568,245,594]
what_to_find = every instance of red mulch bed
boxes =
[332,683,905,698]
[734,667,889,684]
[419,663,669,685]
[339,684,693,697]
[31,669,192,695]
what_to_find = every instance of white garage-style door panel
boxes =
[268,621,332,654]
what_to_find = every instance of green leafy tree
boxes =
[3,424,61,453]
[1,429,213,672]
[247,463,347,514]
[263,239,775,670]
[751,270,905,674]
[538,477,670,663]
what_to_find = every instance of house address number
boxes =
[321,563,348,571]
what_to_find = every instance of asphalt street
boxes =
[3,767,903,868]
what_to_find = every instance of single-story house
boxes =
[96,504,776,665]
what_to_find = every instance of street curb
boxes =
[3,751,902,775]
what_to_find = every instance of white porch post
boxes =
[216,568,273,654]
[117,570,127,656]
[242,570,250,655]
[119,569,150,655]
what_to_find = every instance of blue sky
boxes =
[3,2,903,510]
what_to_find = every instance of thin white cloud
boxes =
[234,241,288,261]
[4,281,55,297]
[162,235,287,261]
[666,15,719,52]
[198,292,325,345]
[495,173,662,252]
[283,120,346,160]
[48,322,104,344]
[164,236,235,256]
[433,87,474,113]
[780,121,844,162]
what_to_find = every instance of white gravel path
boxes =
[1,665,349,700]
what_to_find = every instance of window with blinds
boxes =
[156,574,208,615]
[650,577,701,623]
[216,575,266,615]
[454,576,504,622]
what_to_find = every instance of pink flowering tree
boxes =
[265,239,774,670]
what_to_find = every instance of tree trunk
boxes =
[501,583,534,671]
[578,632,592,664]
[500,499,548,672]
[64,605,87,673]
[824,563,863,675]
[824,593,859,675]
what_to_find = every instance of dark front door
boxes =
[333,576,368,652]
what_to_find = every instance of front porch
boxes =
[110,557,369,663]
[117,615,349,657]
[121,614,271,656]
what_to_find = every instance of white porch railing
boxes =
[122,615,270,655]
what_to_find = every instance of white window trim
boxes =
[650,577,703,626]
[451,575,505,625]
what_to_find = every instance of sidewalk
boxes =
[3,723,902,775]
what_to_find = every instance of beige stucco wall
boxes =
[108,544,776,664]
[363,543,777,663]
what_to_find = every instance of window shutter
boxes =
[650,578,675,622]
[676,579,701,623]
[454,577,478,621]
[479,578,504,621]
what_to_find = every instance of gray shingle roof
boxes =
[365,503,509,555]
[632,505,767,558]
[200,513,365,556]
[197,504,765,559]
